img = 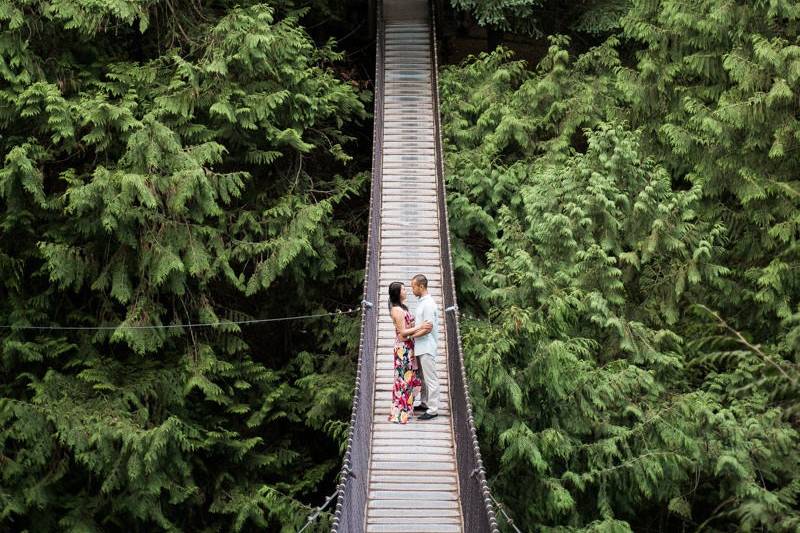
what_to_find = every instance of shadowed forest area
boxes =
[1,0,799,531]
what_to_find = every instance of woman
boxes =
[387,281,426,424]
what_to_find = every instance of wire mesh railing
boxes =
[329,0,384,530]
[428,1,500,531]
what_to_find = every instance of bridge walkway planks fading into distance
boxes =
[331,1,499,532]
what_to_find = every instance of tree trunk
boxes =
[487,26,504,51]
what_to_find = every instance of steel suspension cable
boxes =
[0,306,362,331]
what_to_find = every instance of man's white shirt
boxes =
[413,293,439,357]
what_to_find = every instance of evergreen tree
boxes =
[0,0,369,530]
[440,1,800,527]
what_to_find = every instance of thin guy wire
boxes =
[489,492,524,533]
[298,491,338,533]
[0,307,361,331]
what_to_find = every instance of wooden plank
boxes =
[381,174,437,179]
[379,222,440,228]
[379,255,439,260]
[372,453,454,463]
[379,257,441,265]
[368,499,458,508]
[370,482,456,492]
[372,425,453,435]
[380,229,441,235]
[383,143,433,149]
[381,234,439,240]
[384,76,431,82]
[380,203,437,209]
[373,419,450,428]
[384,106,433,112]
[382,148,435,154]
[383,114,434,120]
[384,44,431,50]
[384,39,430,44]
[381,129,435,135]
[383,161,436,165]
[384,51,431,57]
[383,138,436,147]
[371,472,457,481]
[369,517,461,525]
[383,152,436,158]
[380,166,435,171]
[380,264,442,272]
[383,85,430,90]
[381,246,438,252]
[370,490,457,501]
[382,124,434,131]
[381,184,437,189]
[383,155,435,162]
[372,439,455,446]
[372,440,455,449]
[367,512,461,533]
[371,435,453,444]
[367,508,460,518]
[384,99,433,105]
[384,83,432,89]
[385,32,430,37]
[382,88,430,94]
[381,185,437,189]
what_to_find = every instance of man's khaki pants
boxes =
[417,353,440,414]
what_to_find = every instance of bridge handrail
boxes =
[330,0,384,529]
[428,2,500,531]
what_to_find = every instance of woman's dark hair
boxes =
[388,281,408,312]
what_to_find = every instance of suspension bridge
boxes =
[330,1,500,531]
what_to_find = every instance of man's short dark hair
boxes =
[412,274,428,289]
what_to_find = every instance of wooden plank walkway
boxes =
[366,1,463,532]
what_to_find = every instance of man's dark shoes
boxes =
[419,412,438,420]
[413,404,428,413]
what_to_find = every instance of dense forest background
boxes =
[0,0,371,530]
[442,1,800,531]
[1,0,799,531]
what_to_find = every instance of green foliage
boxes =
[449,0,632,36]
[0,0,368,530]
[450,0,545,35]
[441,4,800,528]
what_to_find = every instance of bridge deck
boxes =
[365,1,463,532]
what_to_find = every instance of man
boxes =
[410,274,440,420]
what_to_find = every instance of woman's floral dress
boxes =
[389,309,422,424]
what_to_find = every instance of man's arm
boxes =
[410,300,432,338]
[411,321,432,338]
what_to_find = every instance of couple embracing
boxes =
[387,274,439,424]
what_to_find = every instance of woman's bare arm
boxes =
[391,307,428,336]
